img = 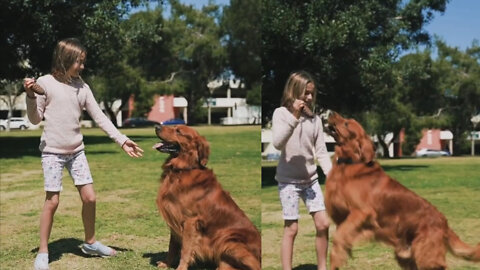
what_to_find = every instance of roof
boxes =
[440,130,453,140]
[173,97,188,107]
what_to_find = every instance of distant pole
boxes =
[471,115,480,156]
[208,96,212,125]
[207,79,223,126]
[472,132,475,156]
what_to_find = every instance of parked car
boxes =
[415,148,450,157]
[161,118,186,125]
[122,117,159,128]
[0,117,30,130]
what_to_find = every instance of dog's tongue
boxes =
[153,142,164,150]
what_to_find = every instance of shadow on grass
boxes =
[0,135,152,159]
[30,238,131,263]
[261,163,428,188]
[0,136,42,158]
[293,264,317,270]
[143,251,217,269]
[262,166,326,188]
[382,164,429,172]
[143,251,167,267]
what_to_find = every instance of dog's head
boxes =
[154,125,210,170]
[325,111,374,163]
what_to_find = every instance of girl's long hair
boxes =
[51,38,86,84]
[280,70,317,110]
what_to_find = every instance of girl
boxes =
[271,71,332,270]
[24,38,144,270]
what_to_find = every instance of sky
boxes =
[423,0,479,51]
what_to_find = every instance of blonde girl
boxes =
[271,70,332,270]
[24,38,144,270]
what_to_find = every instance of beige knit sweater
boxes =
[26,74,128,154]
[272,106,332,184]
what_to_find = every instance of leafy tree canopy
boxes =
[262,0,448,123]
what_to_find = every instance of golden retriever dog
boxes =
[324,111,480,270]
[153,125,261,270]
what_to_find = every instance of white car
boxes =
[415,148,450,157]
[0,117,31,130]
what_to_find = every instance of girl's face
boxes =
[300,82,315,106]
[67,52,86,78]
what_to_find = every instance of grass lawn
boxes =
[0,126,260,270]
[262,157,480,270]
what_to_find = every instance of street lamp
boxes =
[470,114,480,156]
[206,79,223,125]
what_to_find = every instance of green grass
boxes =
[0,126,260,270]
[2,128,480,269]
[262,157,480,270]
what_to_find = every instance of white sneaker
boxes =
[81,241,117,257]
[34,253,49,270]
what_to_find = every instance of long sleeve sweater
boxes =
[26,74,128,154]
[272,106,332,184]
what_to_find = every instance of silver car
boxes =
[415,148,450,157]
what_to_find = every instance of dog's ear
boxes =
[197,136,210,167]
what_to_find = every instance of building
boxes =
[205,78,261,125]
[131,78,261,126]
[144,95,188,124]
[415,129,453,154]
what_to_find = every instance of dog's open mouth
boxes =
[153,141,180,154]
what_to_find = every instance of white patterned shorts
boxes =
[278,179,326,220]
[41,151,93,192]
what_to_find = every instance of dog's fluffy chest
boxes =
[326,162,382,224]
[157,169,216,233]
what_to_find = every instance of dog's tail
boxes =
[447,228,480,261]
[218,242,261,270]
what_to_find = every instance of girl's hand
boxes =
[23,78,36,98]
[290,99,305,119]
[122,139,144,158]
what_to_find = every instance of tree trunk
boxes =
[377,135,390,158]
[103,99,118,127]
[6,108,12,132]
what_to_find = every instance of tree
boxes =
[80,0,150,126]
[88,63,145,123]
[221,0,261,106]
[121,6,183,117]
[0,0,146,80]
[125,0,226,124]
[433,40,480,155]
[370,40,480,157]
[169,0,227,124]
[261,0,448,125]
[0,0,147,125]
[0,80,24,131]
[365,50,445,157]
